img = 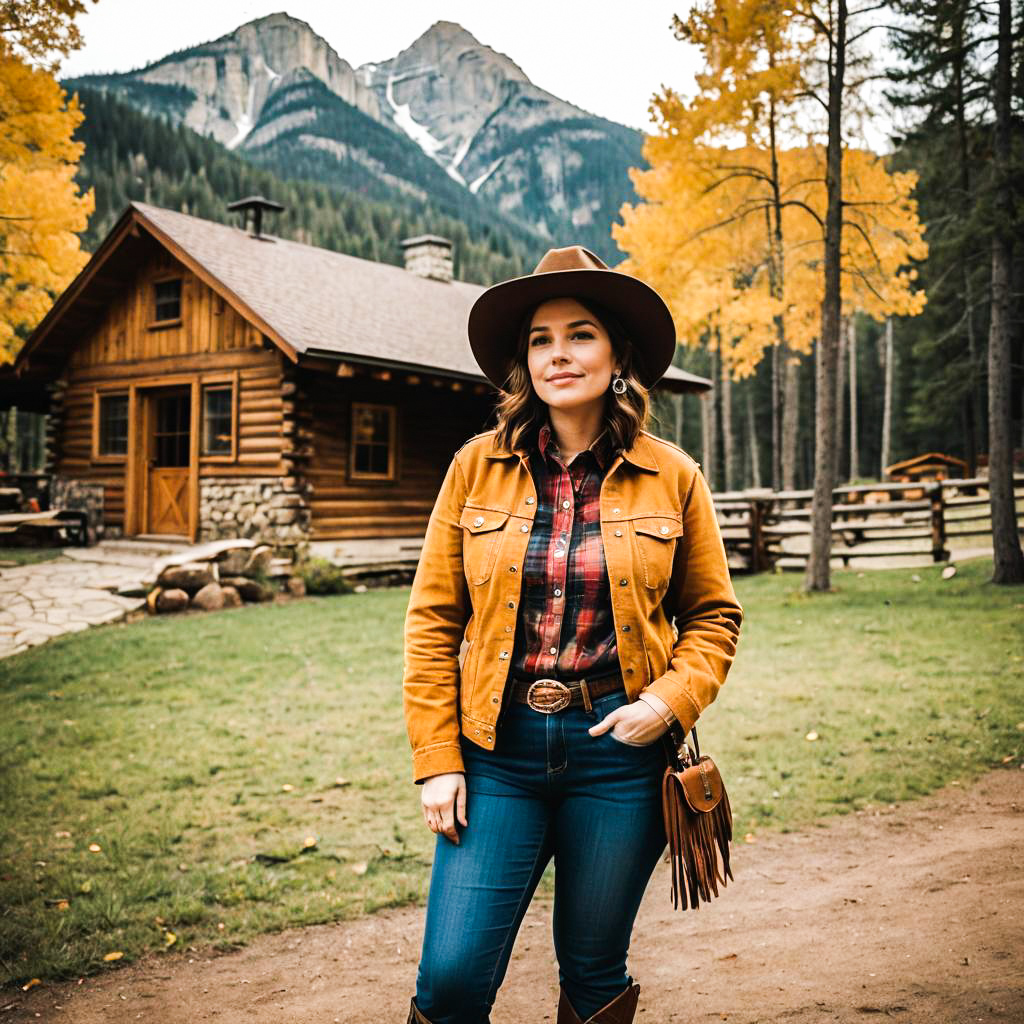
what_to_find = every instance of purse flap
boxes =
[680,756,723,812]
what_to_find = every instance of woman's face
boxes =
[526,297,620,413]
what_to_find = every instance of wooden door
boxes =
[146,387,191,535]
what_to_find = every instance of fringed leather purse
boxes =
[658,721,734,910]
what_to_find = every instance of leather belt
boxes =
[509,671,626,714]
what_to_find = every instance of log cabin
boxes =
[10,198,711,560]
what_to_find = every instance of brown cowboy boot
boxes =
[557,981,641,1024]
[406,996,437,1023]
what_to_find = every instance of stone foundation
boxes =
[51,476,106,542]
[199,476,311,555]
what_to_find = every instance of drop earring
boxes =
[611,373,628,395]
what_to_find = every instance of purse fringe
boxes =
[661,766,734,910]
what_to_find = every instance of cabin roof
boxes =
[885,452,968,475]
[14,200,709,393]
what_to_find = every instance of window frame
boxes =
[92,388,130,462]
[349,402,397,482]
[198,372,238,463]
[148,275,183,330]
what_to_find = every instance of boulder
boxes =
[285,575,307,597]
[191,582,225,610]
[221,585,243,608]
[243,545,274,575]
[216,547,252,576]
[157,562,215,592]
[221,575,275,602]
[155,588,189,613]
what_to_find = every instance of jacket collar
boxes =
[484,425,659,472]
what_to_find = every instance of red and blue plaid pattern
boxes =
[510,420,620,681]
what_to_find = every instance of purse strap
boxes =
[664,719,701,767]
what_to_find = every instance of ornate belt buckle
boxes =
[526,679,572,713]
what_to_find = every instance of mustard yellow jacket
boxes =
[402,427,743,784]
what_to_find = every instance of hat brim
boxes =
[467,267,677,389]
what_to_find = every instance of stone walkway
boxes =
[0,555,148,660]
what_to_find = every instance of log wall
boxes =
[48,248,286,537]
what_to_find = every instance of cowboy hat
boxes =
[467,245,677,389]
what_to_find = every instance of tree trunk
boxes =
[782,347,800,490]
[720,343,735,490]
[848,316,859,480]
[703,343,718,489]
[880,317,893,477]
[837,314,848,485]
[987,0,1024,583]
[805,0,847,593]
[952,0,984,473]
[772,329,782,490]
[746,387,761,488]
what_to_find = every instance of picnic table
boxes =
[0,509,89,546]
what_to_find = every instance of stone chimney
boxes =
[227,195,285,240]
[400,234,453,282]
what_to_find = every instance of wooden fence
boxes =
[713,474,1024,573]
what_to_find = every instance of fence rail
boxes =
[713,474,1024,573]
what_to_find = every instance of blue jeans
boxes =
[413,687,668,1023]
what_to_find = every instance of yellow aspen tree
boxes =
[0,0,96,361]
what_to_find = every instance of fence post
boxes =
[930,483,948,563]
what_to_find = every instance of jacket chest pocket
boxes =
[460,506,511,585]
[630,515,684,590]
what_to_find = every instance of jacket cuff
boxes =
[412,742,465,784]
[640,677,701,734]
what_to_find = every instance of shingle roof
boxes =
[19,200,709,393]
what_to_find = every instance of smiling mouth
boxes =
[547,374,583,382]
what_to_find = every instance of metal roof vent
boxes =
[227,195,285,240]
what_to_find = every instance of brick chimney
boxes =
[400,234,453,282]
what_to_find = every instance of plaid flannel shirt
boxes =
[509,420,620,681]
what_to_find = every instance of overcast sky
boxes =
[59,0,704,134]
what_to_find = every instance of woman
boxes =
[403,245,743,1024]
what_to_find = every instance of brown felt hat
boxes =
[467,245,678,389]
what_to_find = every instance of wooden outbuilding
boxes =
[10,198,710,557]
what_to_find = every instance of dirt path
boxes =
[5,768,1022,1024]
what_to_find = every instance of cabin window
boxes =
[154,278,182,322]
[201,383,233,456]
[351,403,395,479]
[97,393,129,456]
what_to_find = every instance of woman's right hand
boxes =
[421,772,468,844]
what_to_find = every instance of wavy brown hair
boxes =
[491,296,651,454]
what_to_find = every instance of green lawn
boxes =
[0,545,65,566]
[1,556,1022,988]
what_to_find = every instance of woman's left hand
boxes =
[588,696,669,746]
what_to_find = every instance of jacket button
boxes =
[492,695,499,703]
[508,600,515,608]
[509,565,517,572]
[614,529,622,537]
[526,496,535,504]
[521,524,529,532]
[500,650,509,659]
[622,624,631,632]
[660,525,669,534]
[474,729,480,735]
[619,578,628,586]
[613,507,620,514]
[474,515,484,527]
